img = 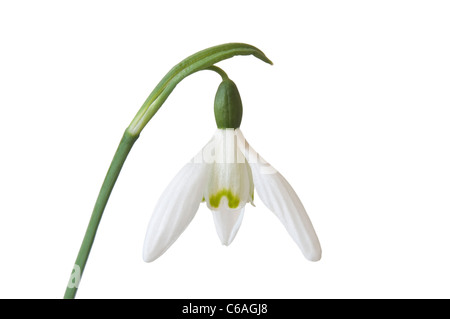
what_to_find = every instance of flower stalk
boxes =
[64,130,138,299]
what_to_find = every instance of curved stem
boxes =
[205,66,229,80]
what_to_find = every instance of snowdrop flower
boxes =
[65,43,316,299]
[143,78,321,262]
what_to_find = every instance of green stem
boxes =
[205,66,229,81]
[64,129,138,299]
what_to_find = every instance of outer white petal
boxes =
[236,129,322,261]
[211,199,245,245]
[143,159,208,262]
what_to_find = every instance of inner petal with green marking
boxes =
[209,189,240,209]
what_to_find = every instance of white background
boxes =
[1,1,450,299]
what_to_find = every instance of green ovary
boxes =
[209,189,240,209]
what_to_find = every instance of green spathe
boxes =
[128,43,272,136]
[209,189,240,209]
[214,79,243,129]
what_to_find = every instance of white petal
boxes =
[212,200,245,245]
[143,160,208,262]
[236,129,322,261]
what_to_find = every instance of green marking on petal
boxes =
[209,189,240,209]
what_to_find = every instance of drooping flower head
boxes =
[64,43,317,299]
[143,76,322,262]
